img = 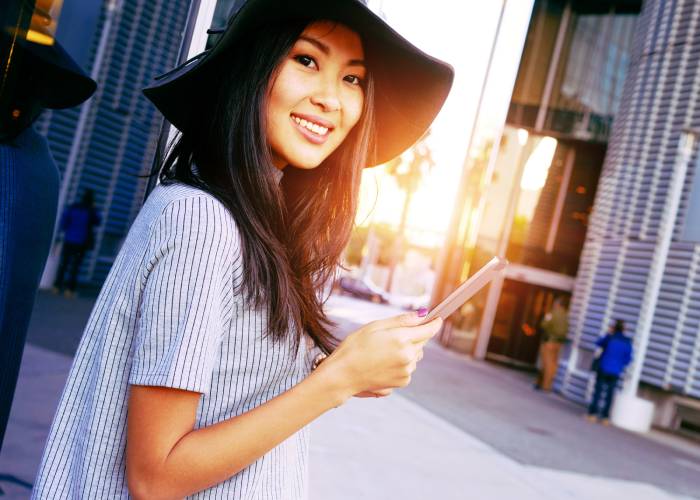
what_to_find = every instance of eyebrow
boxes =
[298,35,366,67]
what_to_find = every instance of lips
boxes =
[290,113,334,145]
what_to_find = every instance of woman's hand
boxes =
[315,312,441,401]
[353,346,426,398]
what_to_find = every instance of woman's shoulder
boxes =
[147,181,228,216]
[150,180,222,204]
[143,181,240,244]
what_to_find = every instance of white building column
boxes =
[474,132,533,359]
[612,131,696,433]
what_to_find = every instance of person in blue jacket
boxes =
[586,319,633,424]
[52,189,101,297]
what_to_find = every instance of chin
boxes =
[286,152,328,170]
[290,161,323,170]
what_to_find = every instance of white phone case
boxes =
[423,256,508,323]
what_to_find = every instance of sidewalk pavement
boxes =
[311,391,687,500]
[1,345,686,500]
[0,292,695,499]
[314,295,695,500]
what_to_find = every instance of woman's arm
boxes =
[126,364,348,500]
[127,312,441,499]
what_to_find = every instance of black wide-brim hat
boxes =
[143,0,454,167]
[6,34,97,109]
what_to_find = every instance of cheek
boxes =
[267,82,288,124]
[339,93,364,139]
[266,68,298,148]
[268,64,308,117]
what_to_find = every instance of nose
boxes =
[310,79,341,113]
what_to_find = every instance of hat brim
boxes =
[143,0,454,167]
[12,37,97,109]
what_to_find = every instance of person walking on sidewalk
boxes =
[534,297,569,392]
[51,189,101,298]
[586,319,633,425]
[32,1,453,498]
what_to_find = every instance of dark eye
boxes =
[294,54,317,69]
[344,75,362,86]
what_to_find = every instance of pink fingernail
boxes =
[417,307,428,317]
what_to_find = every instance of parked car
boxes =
[335,276,388,304]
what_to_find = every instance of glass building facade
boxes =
[438,0,700,432]
[559,0,700,432]
[436,0,642,367]
[508,1,638,144]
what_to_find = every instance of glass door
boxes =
[487,280,568,367]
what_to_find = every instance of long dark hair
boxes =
[156,19,376,354]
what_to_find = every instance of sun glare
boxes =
[520,137,557,191]
[354,0,534,249]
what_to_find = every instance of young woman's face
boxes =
[266,21,366,170]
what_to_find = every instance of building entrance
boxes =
[486,278,570,368]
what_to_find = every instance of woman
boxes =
[32,1,453,498]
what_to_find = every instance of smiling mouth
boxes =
[290,114,333,144]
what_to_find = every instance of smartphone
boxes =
[422,256,508,323]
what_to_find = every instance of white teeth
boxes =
[292,115,329,136]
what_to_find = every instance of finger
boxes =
[353,391,376,398]
[373,388,393,397]
[411,336,431,349]
[416,348,424,362]
[354,390,382,398]
[353,388,394,398]
[366,311,429,332]
[396,317,443,343]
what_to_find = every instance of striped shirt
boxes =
[32,180,315,499]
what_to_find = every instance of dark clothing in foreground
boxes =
[0,126,60,450]
[587,331,633,419]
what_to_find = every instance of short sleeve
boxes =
[129,195,238,394]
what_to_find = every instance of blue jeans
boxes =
[54,242,87,292]
[587,372,619,419]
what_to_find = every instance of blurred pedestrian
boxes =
[51,189,101,297]
[31,1,454,498]
[586,319,633,425]
[534,297,569,392]
[0,26,95,452]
